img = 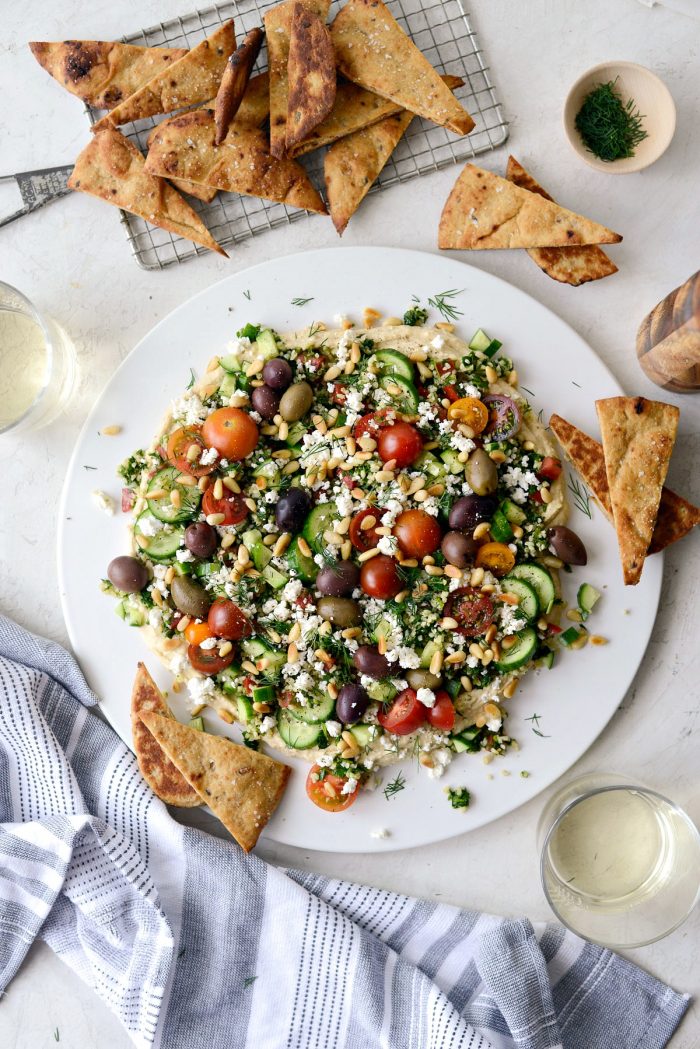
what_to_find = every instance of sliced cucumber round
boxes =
[147,467,202,523]
[134,513,184,561]
[507,562,555,614]
[287,536,317,584]
[378,374,419,413]
[502,576,539,622]
[277,709,323,749]
[496,627,538,671]
[374,349,415,382]
[288,691,335,724]
[302,501,339,554]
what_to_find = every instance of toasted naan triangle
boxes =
[131,663,202,807]
[331,0,474,136]
[140,711,290,851]
[439,165,623,250]
[29,40,187,110]
[505,157,618,285]
[68,128,226,255]
[94,21,236,129]
[286,3,336,151]
[144,109,326,213]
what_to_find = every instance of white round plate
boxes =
[58,247,661,853]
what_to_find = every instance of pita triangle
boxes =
[140,711,290,851]
[68,128,226,255]
[286,3,337,151]
[439,164,623,250]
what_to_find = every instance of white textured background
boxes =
[1,0,699,1045]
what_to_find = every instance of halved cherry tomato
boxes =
[538,456,562,482]
[426,690,456,732]
[350,507,386,552]
[443,385,460,403]
[202,407,259,461]
[393,509,442,558]
[167,427,216,477]
[377,422,423,469]
[185,621,213,646]
[187,643,235,675]
[208,599,252,640]
[443,586,495,636]
[360,555,403,600]
[306,764,359,812]
[352,409,395,441]
[475,541,516,576]
[378,689,427,736]
[202,486,249,525]
[447,397,489,434]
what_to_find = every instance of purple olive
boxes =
[262,357,294,390]
[441,530,478,568]
[108,555,148,594]
[548,526,587,566]
[448,494,498,532]
[336,683,370,725]
[353,645,391,680]
[185,521,218,558]
[251,384,281,420]
[316,561,359,597]
[275,487,312,533]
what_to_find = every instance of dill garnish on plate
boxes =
[575,79,648,162]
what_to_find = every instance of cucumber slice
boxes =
[192,561,220,580]
[252,460,281,488]
[577,583,601,620]
[559,626,584,647]
[262,563,288,589]
[414,450,446,480]
[277,708,323,749]
[288,691,335,724]
[490,508,513,543]
[302,501,339,554]
[147,467,202,523]
[189,716,205,732]
[285,421,307,447]
[372,617,393,642]
[134,514,184,561]
[366,680,397,704]
[496,627,538,670]
[219,354,241,373]
[252,684,275,704]
[216,665,242,694]
[237,695,255,724]
[468,329,502,358]
[450,726,481,753]
[287,536,317,584]
[539,650,555,669]
[242,528,271,572]
[378,374,419,413]
[240,637,286,676]
[218,373,239,399]
[349,724,374,748]
[440,449,466,475]
[507,563,556,614]
[254,329,280,360]
[500,499,527,525]
[502,577,538,622]
[374,349,415,382]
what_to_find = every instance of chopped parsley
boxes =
[237,323,261,341]
[118,449,148,487]
[446,786,471,809]
[403,305,429,326]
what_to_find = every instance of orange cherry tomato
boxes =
[202,407,259,461]
[393,509,442,558]
[447,397,489,434]
[475,541,516,576]
[306,765,359,812]
[185,621,213,646]
[166,426,216,477]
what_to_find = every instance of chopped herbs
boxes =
[118,449,148,487]
[291,296,314,307]
[383,770,406,800]
[53,1030,60,1043]
[525,713,551,738]
[428,288,464,322]
[83,464,97,471]
[575,79,648,162]
[446,786,471,809]
[186,368,196,390]
[403,305,429,327]
[237,323,261,341]
[243,289,251,300]
[567,475,593,519]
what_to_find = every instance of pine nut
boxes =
[590,635,608,646]
[482,650,494,666]
[419,753,434,769]
[444,565,463,579]
[489,450,507,464]
[522,440,535,451]
[512,525,524,539]
[408,476,426,495]
[164,566,175,585]
[469,643,485,660]
[327,681,339,699]
[470,567,485,586]
[178,474,196,487]
[206,512,225,526]
[358,547,380,562]
[508,369,519,386]
[425,565,443,577]
[360,514,377,531]
[473,522,490,541]
[429,650,444,675]
[146,489,168,499]
[245,358,264,377]
[240,660,258,676]
[394,590,408,603]
[101,424,121,436]
[375,470,394,483]
[341,627,362,639]
[212,478,224,500]
[223,477,240,493]
[151,587,163,605]
[502,678,518,699]
[377,635,387,655]
[541,555,563,569]
[323,781,338,799]
[399,558,418,568]
[324,365,342,381]
[409,348,428,362]
[176,616,191,632]
[272,449,292,460]
[435,321,455,333]
[218,641,233,657]
[485,365,498,384]
[296,538,313,558]
[345,436,357,456]
[566,608,583,622]
[445,651,466,664]
[414,489,429,503]
[537,617,548,632]
[238,545,250,565]
[199,476,211,493]
[278,421,289,441]
[186,443,201,462]
[485,624,497,644]
[571,634,589,650]
[417,361,432,379]
[363,307,381,326]
[540,486,552,504]
[481,583,495,594]
[427,483,444,496]
[351,488,366,501]
[358,436,376,451]
[218,709,234,724]
[252,701,271,714]
[350,343,361,363]
[256,476,268,490]
[336,517,351,535]
[383,458,397,473]
[501,592,520,606]
[501,635,516,650]
[341,540,352,560]
[169,489,181,508]
[171,680,183,693]
[324,530,343,546]
[273,533,291,557]
[283,461,300,475]
[460,675,473,692]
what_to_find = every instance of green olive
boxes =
[317,596,360,628]
[465,448,498,496]
[406,669,442,691]
[170,576,211,619]
[279,381,314,422]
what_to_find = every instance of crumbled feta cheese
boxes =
[169,651,189,674]
[148,607,164,630]
[431,334,445,350]
[199,447,219,466]
[172,394,208,426]
[138,515,166,537]
[377,534,398,556]
[394,647,421,669]
[199,637,218,650]
[260,716,276,733]
[91,490,114,516]
[416,687,436,708]
[176,549,195,562]
[325,720,342,738]
[341,777,358,795]
[451,431,475,454]
[425,748,452,779]
[187,676,216,704]
[370,828,390,839]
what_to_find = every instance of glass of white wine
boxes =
[538,773,700,948]
[0,281,76,436]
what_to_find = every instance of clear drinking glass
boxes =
[0,281,77,436]
[538,773,700,949]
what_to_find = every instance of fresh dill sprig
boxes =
[567,475,593,519]
[83,464,97,471]
[53,1030,60,1044]
[243,289,251,300]
[186,367,196,390]
[383,770,406,800]
[525,713,551,738]
[520,384,536,397]
[575,79,648,162]
[292,296,314,307]
[428,289,464,322]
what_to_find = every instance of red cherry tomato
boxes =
[378,689,427,736]
[306,765,359,812]
[377,422,423,469]
[349,507,386,552]
[538,456,562,481]
[393,509,442,558]
[443,587,495,637]
[167,427,216,477]
[208,599,253,640]
[352,409,395,441]
[202,408,259,461]
[426,690,456,732]
[360,555,403,600]
[201,486,249,525]
[443,385,460,403]
[187,644,236,675]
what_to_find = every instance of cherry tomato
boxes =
[187,643,235,675]
[426,690,456,732]
[167,427,216,477]
[201,486,249,525]
[360,555,403,600]
[443,586,495,636]
[393,509,442,558]
[377,422,423,469]
[443,385,460,403]
[208,599,253,640]
[436,361,453,377]
[378,689,427,736]
[185,621,213,646]
[352,409,395,441]
[447,397,489,434]
[202,407,259,461]
[349,507,386,552]
[306,765,359,812]
[475,541,516,576]
[538,456,562,482]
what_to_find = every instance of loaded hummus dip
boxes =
[105,314,598,812]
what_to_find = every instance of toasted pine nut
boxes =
[444,564,463,579]
[571,634,589,650]
[324,364,342,382]
[501,592,520,606]
[485,365,498,384]
[508,369,519,386]
[164,566,175,585]
[470,566,485,586]
[101,424,121,436]
[326,681,339,700]
[206,512,225,526]
[512,524,524,539]
[256,475,268,490]
[350,343,361,363]
[394,589,408,603]
[413,489,429,503]
[273,533,291,557]
[419,753,434,769]
[341,540,352,560]
[358,435,377,451]
[363,307,381,327]
[435,321,455,333]
[283,461,301,475]
[489,450,507,464]
[323,780,338,799]
[198,476,211,493]
[345,435,357,456]
[360,514,377,531]
[246,358,264,377]
[540,486,553,504]
[252,701,271,714]
[218,641,233,657]
[169,489,181,508]
[176,616,191,632]
[358,547,380,563]
[212,478,224,500]
[178,474,196,487]
[440,617,459,630]
[481,583,495,594]
[237,545,250,565]
[469,643,485,660]
[590,635,608,646]
[151,588,163,605]
[537,618,548,632]
[377,635,387,655]
[566,608,583,623]
[473,522,490,541]
[501,635,516,650]
[429,650,444,676]
[522,440,535,451]
[425,565,443,577]
[223,477,240,493]
[374,470,393,483]
[171,679,183,693]
[399,558,418,568]
[482,650,494,666]
[351,488,366,501]
[502,678,518,699]
[218,708,234,724]
[445,651,466,665]
[460,675,473,692]
[408,476,426,495]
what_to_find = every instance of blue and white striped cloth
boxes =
[0,614,689,1049]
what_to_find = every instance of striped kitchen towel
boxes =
[0,614,690,1049]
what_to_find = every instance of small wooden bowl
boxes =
[563,61,676,174]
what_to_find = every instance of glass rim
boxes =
[539,782,700,949]
[0,280,55,437]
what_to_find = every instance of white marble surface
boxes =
[1,0,699,1045]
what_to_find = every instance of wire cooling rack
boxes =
[85,0,508,269]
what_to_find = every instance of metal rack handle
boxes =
[0,165,74,229]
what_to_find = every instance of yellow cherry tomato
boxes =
[475,542,516,576]
[185,621,213,646]
[447,397,489,434]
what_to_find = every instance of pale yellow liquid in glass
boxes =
[0,308,49,427]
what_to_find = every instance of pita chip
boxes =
[140,711,290,851]
[596,397,679,584]
[264,0,331,158]
[505,157,618,285]
[331,0,474,136]
[94,20,236,130]
[439,165,623,250]
[144,109,326,213]
[648,487,700,554]
[286,3,336,151]
[29,40,187,110]
[68,128,226,255]
[131,663,202,808]
[214,27,264,145]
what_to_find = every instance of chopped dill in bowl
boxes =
[575,79,648,162]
